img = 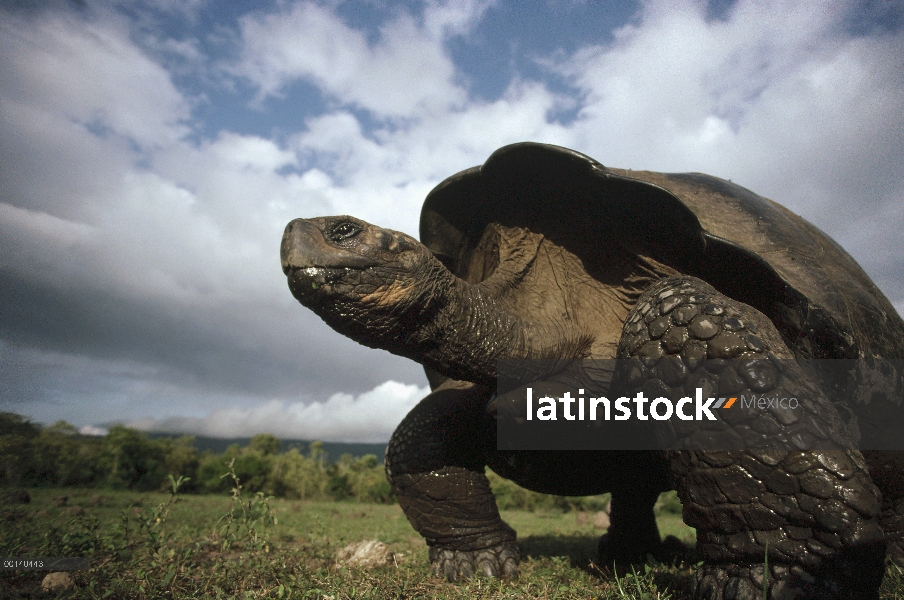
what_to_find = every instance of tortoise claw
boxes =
[429,542,520,582]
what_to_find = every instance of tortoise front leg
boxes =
[385,379,519,581]
[619,276,886,600]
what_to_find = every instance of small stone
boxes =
[334,540,393,569]
[592,511,610,530]
[41,572,74,592]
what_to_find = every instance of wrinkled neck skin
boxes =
[418,272,584,384]
[319,252,587,385]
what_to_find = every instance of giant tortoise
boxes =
[280,143,904,599]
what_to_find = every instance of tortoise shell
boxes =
[419,142,904,362]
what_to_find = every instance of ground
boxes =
[1,485,901,599]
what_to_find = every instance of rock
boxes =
[334,540,393,568]
[41,572,74,592]
[592,511,610,530]
[576,511,590,527]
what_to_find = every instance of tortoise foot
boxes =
[695,563,788,600]
[694,561,883,600]
[429,542,520,582]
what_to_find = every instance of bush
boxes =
[0,413,40,485]
[269,448,330,499]
[331,454,395,503]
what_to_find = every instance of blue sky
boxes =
[1,0,902,442]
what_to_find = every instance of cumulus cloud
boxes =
[1,0,902,440]
[548,0,904,309]
[128,380,430,443]
[0,8,190,150]
[0,2,426,425]
[232,1,495,117]
[79,425,109,437]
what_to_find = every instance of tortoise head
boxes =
[280,215,448,346]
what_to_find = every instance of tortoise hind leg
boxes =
[597,485,662,568]
[865,450,904,568]
[385,379,519,581]
[618,276,886,600]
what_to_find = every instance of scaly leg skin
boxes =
[865,450,904,569]
[618,276,886,600]
[385,379,519,581]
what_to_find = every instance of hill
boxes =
[145,432,387,463]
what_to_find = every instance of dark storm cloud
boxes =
[1,0,902,439]
[0,268,423,402]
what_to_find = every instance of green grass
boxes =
[1,483,902,599]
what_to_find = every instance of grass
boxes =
[1,480,902,599]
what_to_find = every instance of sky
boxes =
[1,0,902,443]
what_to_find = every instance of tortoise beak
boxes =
[280,218,376,275]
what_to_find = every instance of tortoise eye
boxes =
[328,221,362,243]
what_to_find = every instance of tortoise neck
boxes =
[413,272,588,384]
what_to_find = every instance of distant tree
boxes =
[0,412,40,438]
[269,448,329,500]
[32,421,105,486]
[250,433,281,456]
[158,435,200,491]
[103,425,166,490]
[0,413,40,484]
